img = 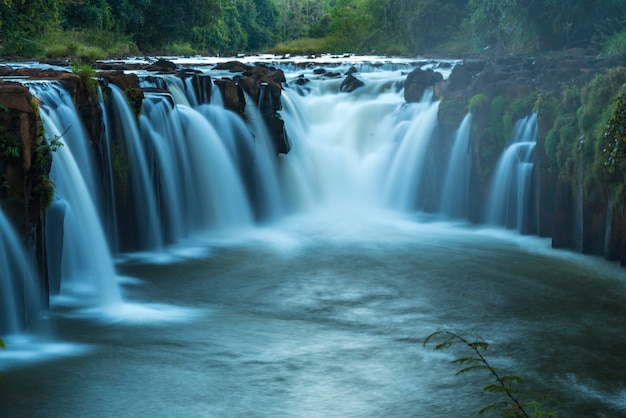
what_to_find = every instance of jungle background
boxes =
[1,0,625,58]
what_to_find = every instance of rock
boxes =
[148,59,177,71]
[214,78,245,116]
[214,61,252,73]
[340,73,365,93]
[404,67,444,102]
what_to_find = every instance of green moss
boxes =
[32,174,55,208]
[488,96,506,148]
[111,140,129,190]
[71,60,99,97]
[123,87,144,118]
[438,97,468,131]
[468,93,489,117]
[544,128,558,166]
[509,92,539,122]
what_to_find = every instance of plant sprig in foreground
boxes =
[424,330,559,418]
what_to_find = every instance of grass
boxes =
[267,37,333,55]
[0,28,139,59]
[604,31,626,56]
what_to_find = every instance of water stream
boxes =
[1,57,625,417]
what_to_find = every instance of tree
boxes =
[136,0,222,50]
[0,0,62,55]
[61,0,113,32]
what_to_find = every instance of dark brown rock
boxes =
[340,73,365,93]
[404,67,444,102]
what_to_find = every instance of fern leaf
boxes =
[452,356,481,365]
[500,375,524,385]
[423,330,444,346]
[434,340,457,350]
[478,401,510,415]
[456,364,491,375]
[482,384,520,394]
[469,341,489,350]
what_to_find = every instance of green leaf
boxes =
[482,384,520,394]
[478,401,510,415]
[423,330,444,346]
[500,374,524,385]
[468,341,489,350]
[451,356,481,365]
[0,338,4,349]
[456,364,491,375]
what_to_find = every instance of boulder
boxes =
[404,67,444,102]
[340,73,365,93]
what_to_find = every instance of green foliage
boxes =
[603,93,626,174]
[269,37,331,55]
[438,97,469,132]
[469,94,490,117]
[605,31,626,56]
[71,61,99,97]
[0,137,21,160]
[32,174,55,208]
[30,134,63,208]
[0,0,60,56]
[424,330,559,418]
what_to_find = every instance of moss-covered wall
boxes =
[433,51,626,264]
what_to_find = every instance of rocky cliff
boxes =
[405,49,626,264]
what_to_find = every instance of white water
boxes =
[106,85,164,249]
[485,113,538,231]
[279,74,439,214]
[3,59,625,417]
[31,82,123,312]
[0,210,40,334]
[440,113,473,218]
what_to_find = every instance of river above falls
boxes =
[1,213,625,417]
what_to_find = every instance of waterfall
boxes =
[484,113,538,232]
[137,93,254,240]
[383,93,440,211]
[0,209,40,335]
[440,113,473,219]
[242,91,285,220]
[280,78,442,215]
[104,85,164,250]
[32,82,122,312]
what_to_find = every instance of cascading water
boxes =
[440,113,473,219]
[0,209,40,335]
[383,92,440,212]
[31,82,122,312]
[4,58,626,418]
[279,74,441,215]
[104,85,163,250]
[135,90,255,240]
[484,113,538,232]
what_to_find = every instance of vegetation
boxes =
[1,0,626,57]
[603,92,626,175]
[424,330,559,417]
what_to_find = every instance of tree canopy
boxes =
[1,0,625,56]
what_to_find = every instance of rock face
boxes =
[404,67,444,102]
[214,61,290,154]
[0,81,49,304]
[340,67,365,93]
[428,49,626,265]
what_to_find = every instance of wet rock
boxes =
[340,73,365,93]
[404,67,444,102]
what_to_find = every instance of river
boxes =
[1,56,626,417]
[2,213,626,417]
